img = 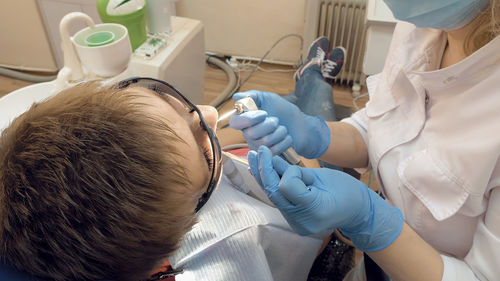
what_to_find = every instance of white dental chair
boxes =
[0,81,57,133]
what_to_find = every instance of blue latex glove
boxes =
[229,90,330,159]
[248,146,404,252]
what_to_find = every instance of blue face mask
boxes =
[382,0,490,30]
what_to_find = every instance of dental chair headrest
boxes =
[0,262,42,281]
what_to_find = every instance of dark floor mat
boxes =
[307,233,354,281]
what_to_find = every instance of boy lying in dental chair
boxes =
[0,78,323,281]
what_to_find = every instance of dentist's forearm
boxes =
[319,121,369,168]
[368,222,444,281]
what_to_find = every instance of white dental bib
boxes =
[170,162,323,281]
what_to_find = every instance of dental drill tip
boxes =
[217,109,237,125]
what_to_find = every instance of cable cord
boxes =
[352,92,369,111]
[210,33,304,109]
[231,59,297,73]
[0,66,56,83]
[237,34,303,90]
[203,34,305,110]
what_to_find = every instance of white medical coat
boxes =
[343,22,500,281]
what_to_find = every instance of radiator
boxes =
[304,0,367,87]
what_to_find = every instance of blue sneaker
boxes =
[322,47,346,83]
[293,37,330,81]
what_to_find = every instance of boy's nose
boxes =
[197,105,218,131]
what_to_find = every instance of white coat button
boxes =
[443,76,457,84]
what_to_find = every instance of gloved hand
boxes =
[229,90,330,159]
[248,146,404,252]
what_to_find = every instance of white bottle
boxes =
[146,0,177,34]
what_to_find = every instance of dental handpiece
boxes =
[218,97,305,167]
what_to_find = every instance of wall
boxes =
[177,0,308,64]
[0,0,309,71]
[0,0,57,72]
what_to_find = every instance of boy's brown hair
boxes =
[0,82,198,281]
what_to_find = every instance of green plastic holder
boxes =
[96,0,147,51]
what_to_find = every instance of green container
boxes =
[97,0,147,51]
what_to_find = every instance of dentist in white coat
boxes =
[229,0,500,280]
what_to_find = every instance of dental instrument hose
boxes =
[206,55,238,109]
[0,67,56,83]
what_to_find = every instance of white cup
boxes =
[72,23,132,77]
